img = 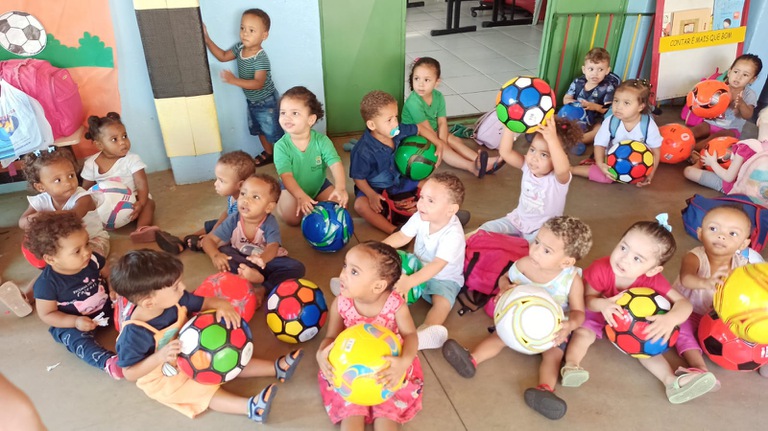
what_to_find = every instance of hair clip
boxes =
[31,146,56,157]
[655,213,672,232]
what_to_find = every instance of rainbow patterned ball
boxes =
[495,76,555,133]
[266,279,328,343]
[605,140,655,184]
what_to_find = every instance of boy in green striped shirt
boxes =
[204,8,283,167]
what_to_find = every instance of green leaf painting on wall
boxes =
[0,32,113,68]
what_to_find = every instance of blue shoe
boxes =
[571,142,586,156]
[343,138,358,152]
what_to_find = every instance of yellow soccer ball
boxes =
[328,323,405,406]
[714,264,768,344]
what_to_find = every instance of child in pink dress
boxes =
[316,241,423,429]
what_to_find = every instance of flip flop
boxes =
[442,339,476,378]
[0,281,33,317]
[254,151,274,168]
[476,150,489,179]
[665,370,717,404]
[155,231,185,255]
[184,234,204,252]
[248,384,278,423]
[275,348,304,382]
[486,158,506,175]
[130,225,161,243]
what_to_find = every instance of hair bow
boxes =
[32,146,56,157]
[655,213,672,232]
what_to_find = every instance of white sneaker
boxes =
[417,325,448,350]
[330,277,341,296]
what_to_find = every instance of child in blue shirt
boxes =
[112,250,303,422]
[201,173,305,307]
[564,47,619,146]
[27,211,122,379]
[204,8,283,166]
[350,90,422,234]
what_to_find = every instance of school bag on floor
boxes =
[681,193,768,252]
[0,59,83,139]
[728,139,768,208]
[471,109,506,149]
[456,230,529,316]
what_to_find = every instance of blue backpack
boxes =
[681,193,768,252]
[608,112,650,144]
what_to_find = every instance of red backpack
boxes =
[0,59,83,139]
[456,231,529,316]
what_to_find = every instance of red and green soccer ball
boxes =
[177,310,254,384]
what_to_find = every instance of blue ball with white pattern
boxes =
[301,201,354,252]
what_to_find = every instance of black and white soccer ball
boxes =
[0,11,47,56]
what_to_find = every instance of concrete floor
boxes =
[1,107,767,430]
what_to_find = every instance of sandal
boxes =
[524,385,567,420]
[254,150,274,168]
[275,348,304,382]
[560,365,589,387]
[442,339,476,378]
[184,234,204,252]
[130,225,161,243]
[0,281,33,317]
[486,158,506,175]
[665,369,717,404]
[476,150,489,179]
[248,384,278,423]
[675,366,720,392]
[155,231,185,255]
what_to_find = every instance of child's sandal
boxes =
[665,369,717,404]
[0,281,33,317]
[560,365,589,387]
[155,231,185,255]
[183,235,204,252]
[248,384,278,423]
[524,384,567,420]
[675,366,720,392]
[442,339,476,378]
[275,349,304,382]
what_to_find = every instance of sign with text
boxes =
[659,26,747,53]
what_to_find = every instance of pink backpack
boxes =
[456,231,529,316]
[471,109,506,149]
[0,59,83,139]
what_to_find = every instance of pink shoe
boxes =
[0,281,33,317]
[105,356,124,380]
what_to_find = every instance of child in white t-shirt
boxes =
[571,79,662,188]
[383,172,466,350]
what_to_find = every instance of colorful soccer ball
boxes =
[604,287,680,358]
[394,135,438,181]
[328,323,405,406]
[687,80,731,119]
[89,181,136,230]
[195,272,258,322]
[266,278,328,343]
[0,11,47,56]
[698,310,768,371]
[659,123,695,164]
[493,285,564,355]
[495,76,555,133]
[396,250,425,305]
[177,310,254,384]
[301,201,354,252]
[713,264,768,344]
[703,136,738,171]
[557,102,588,130]
[605,140,655,184]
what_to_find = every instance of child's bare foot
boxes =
[238,265,265,285]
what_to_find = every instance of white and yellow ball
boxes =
[494,285,564,354]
